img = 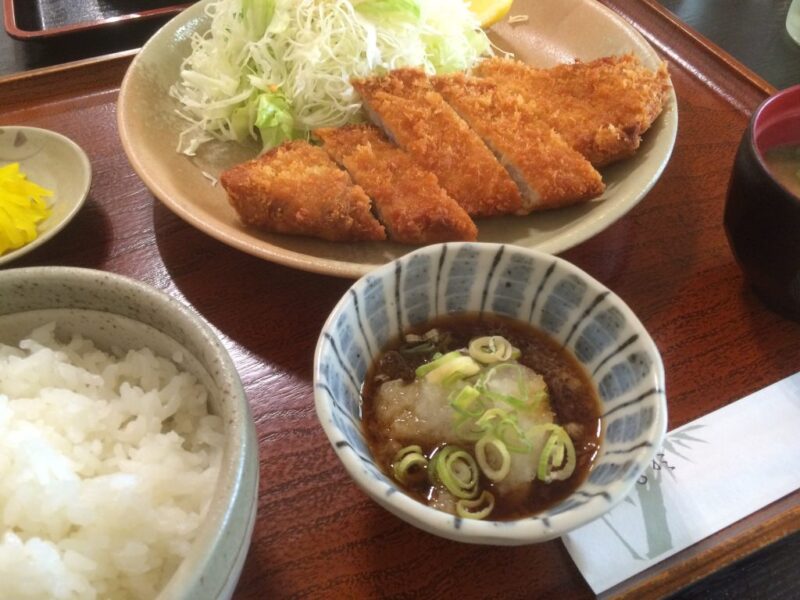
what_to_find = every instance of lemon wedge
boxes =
[467,0,514,28]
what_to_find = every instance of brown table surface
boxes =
[1,1,799,599]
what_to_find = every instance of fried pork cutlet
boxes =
[315,125,478,244]
[432,73,604,212]
[474,54,671,167]
[352,68,523,218]
[220,140,385,242]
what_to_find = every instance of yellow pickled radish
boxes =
[0,162,53,255]
[467,0,514,28]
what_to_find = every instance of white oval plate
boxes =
[118,0,677,279]
[0,126,92,266]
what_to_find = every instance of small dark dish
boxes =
[724,84,800,321]
[3,0,190,40]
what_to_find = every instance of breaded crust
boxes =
[432,73,604,212]
[315,125,478,244]
[352,68,523,217]
[220,140,385,242]
[474,54,672,166]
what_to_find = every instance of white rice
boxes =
[0,323,224,599]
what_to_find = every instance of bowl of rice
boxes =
[0,266,258,599]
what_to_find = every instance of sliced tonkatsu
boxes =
[217,57,673,246]
[474,54,671,166]
[220,140,386,242]
[432,73,605,212]
[315,125,478,244]
[352,68,524,217]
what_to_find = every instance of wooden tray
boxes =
[1,1,798,598]
[3,0,190,39]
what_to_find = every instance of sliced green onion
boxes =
[450,385,484,417]
[552,442,565,467]
[453,416,487,442]
[456,490,495,520]
[425,356,481,385]
[495,417,532,453]
[393,445,424,461]
[536,425,577,483]
[468,335,518,364]
[483,389,526,409]
[415,350,461,378]
[429,445,479,499]
[528,423,560,440]
[392,445,428,485]
[475,435,511,482]
[475,407,509,429]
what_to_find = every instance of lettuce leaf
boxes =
[355,0,420,22]
[242,0,275,39]
[254,91,296,148]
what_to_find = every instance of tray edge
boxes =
[3,0,190,40]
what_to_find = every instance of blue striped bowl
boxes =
[314,243,666,545]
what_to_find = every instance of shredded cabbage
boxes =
[170,0,491,155]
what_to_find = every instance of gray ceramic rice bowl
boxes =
[0,266,258,598]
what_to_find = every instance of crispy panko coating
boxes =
[432,73,604,212]
[220,140,385,242]
[315,125,478,244]
[474,54,672,166]
[352,68,523,217]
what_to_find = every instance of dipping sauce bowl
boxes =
[314,243,667,545]
[724,84,800,320]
